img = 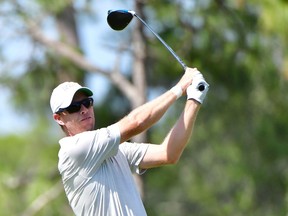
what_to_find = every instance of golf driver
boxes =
[107,9,205,91]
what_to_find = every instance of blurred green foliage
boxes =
[0,0,288,215]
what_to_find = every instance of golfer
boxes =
[50,67,209,216]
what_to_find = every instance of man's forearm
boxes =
[119,89,179,143]
[162,100,200,163]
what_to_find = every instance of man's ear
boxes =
[53,113,65,126]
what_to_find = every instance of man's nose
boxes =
[80,104,89,114]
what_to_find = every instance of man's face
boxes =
[54,91,95,136]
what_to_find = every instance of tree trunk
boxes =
[131,1,148,199]
[54,3,84,83]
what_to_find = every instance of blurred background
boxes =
[1,0,288,215]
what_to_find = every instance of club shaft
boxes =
[134,14,187,70]
[134,13,206,91]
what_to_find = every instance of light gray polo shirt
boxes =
[58,124,149,216]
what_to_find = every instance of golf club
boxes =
[107,9,205,91]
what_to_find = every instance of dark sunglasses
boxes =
[57,98,94,114]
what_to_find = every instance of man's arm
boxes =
[139,100,200,169]
[117,67,199,143]
[139,73,209,169]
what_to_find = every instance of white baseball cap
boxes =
[50,82,93,113]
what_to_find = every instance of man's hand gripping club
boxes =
[187,71,209,104]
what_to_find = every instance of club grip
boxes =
[198,84,205,91]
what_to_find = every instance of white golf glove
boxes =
[187,73,209,104]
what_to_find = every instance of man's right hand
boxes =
[176,67,202,93]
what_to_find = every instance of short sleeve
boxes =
[58,124,121,176]
[119,143,149,174]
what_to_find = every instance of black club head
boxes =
[107,10,134,31]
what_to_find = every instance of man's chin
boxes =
[78,117,94,131]
[84,121,95,131]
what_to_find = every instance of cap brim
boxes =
[58,87,93,111]
[76,87,93,97]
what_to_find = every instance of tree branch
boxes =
[25,19,141,102]
[21,181,63,216]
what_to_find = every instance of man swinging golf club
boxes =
[50,67,209,215]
